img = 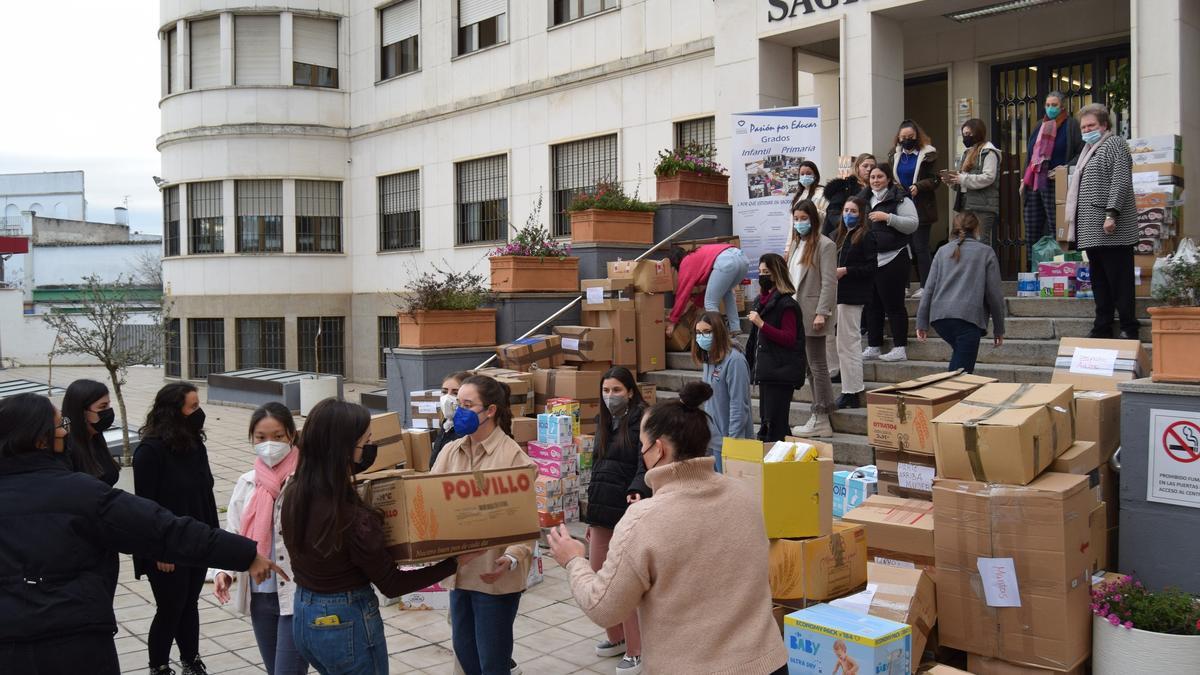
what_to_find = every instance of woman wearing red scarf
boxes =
[1022,91,1083,261]
[212,403,308,675]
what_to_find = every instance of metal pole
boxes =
[473,214,717,370]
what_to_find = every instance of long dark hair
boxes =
[960,118,989,172]
[790,199,823,269]
[595,366,646,461]
[248,401,297,441]
[139,382,202,450]
[836,197,870,248]
[759,253,795,296]
[461,375,513,436]
[0,393,57,458]
[791,160,823,208]
[281,399,372,556]
[61,378,118,477]
[691,310,732,366]
[642,382,714,461]
[892,119,931,150]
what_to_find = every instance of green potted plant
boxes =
[488,193,578,292]
[654,143,729,204]
[396,264,496,348]
[1149,250,1200,382]
[567,178,657,245]
[1091,575,1200,674]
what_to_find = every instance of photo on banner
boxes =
[729,105,821,284]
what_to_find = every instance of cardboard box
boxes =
[359,412,408,474]
[535,475,565,497]
[403,429,433,472]
[933,473,1094,672]
[722,438,834,538]
[534,369,602,420]
[1039,274,1075,298]
[1053,165,1070,203]
[833,466,878,518]
[582,298,638,367]
[494,335,564,372]
[967,654,1085,675]
[867,371,997,454]
[1089,501,1108,573]
[394,563,452,610]
[538,510,564,527]
[637,382,657,405]
[830,563,937,673]
[537,413,573,446]
[357,466,540,562]
[408,389,443,430]
[527,442,576,462]
[633,293,667,373]
[553,325,614,364]
[920,666,971,675]
[499,374,534,417]
[875,447,937,501]
[580,278,636,312]
[842,495,936,572]
[784,604,912,675]
[1036,261,1078,279]
[533,456,578,479]
[511,417,537,445]
[666,304,700,352]
[1051,338,1151,393]
[607,258,675,293]
[1134,253,1157,297]
[768,523,868,602]
[546,398,581,437]
[933,383,1075,486]
[1048,440,1099,475]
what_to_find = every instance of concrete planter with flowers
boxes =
[488,193,579,292]
[567,179,657,245]
[1091,575,1200,675]
[396,265,495,348]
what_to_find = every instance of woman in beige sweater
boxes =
[548,382,788,675]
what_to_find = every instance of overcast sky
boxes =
[0,1,162,234]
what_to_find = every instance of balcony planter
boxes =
[1093,613,1200,675]
[569,209,655,245]
[398,309,497,348]
[1148,306,1200,383]
[656,172,729,204]
[489,256,580,292]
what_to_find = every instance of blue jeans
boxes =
[251,592,309,675]
[933,318,985,373]
[706,248,749,333]
[450,589,522,675]
[292,586,387,675]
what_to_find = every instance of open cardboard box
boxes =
[866,371,996,454]
[722,437,833,539]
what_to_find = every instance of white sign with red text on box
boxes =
[1147,409,1200,508]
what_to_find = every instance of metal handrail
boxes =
[473,213,718,370]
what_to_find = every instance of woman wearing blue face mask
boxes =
[692,312,752,469]
[785,200,838,438]
[1023,91,1084,262]
[790,160,827,224]
[832,197,877,409]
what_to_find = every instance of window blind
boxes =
[236,180,282,216]
[459,0,506,27]
[380,172,420,213]
[381,0,419,46]
[235,15,280,85]
[189,18,221,88]
[457,155,508,202]
[293,16,338,68]
[296,181,341,217]
[188,181,223,218]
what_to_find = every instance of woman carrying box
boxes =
[665,242,750,336]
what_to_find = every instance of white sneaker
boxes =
[793,415,833,438]
[791,414,817,435]
[880,346,908,362]
[595,639,627,658]
[862,346,882,360]
[616,656,643,674]
[911,288,925,299]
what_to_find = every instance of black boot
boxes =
[150,667,176,675]
[181,657,208,675]
[836,392,862,410]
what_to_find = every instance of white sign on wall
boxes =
[1146,408,1200,508]
[729,106,821,279]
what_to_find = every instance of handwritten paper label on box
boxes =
[897,462,935,492]
[873,556,916,570]
[561,338,580,352]
[585,287,604,304]
[416,402,438,414]
[1132,171,1160,185]
[977,557,1021,607]
[1069,348,1119,377]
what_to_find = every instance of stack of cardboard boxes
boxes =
[664,236,748,352]
[532,412,581,526]
[580,257,673,373]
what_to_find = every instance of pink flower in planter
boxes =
[1108,614,1121,626]
[1124,621,1133,629]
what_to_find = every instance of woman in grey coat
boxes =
[1064,103,1138,339]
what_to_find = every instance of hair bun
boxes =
[678,381,714,409]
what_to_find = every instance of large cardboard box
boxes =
[403,429,433,472]
[494,335,564,372]
[533,369,602,423]
[1134,253,1159,298]
[831,563,937,673]
[408,389,443,430]
[511,417,537,445]
[967,654,1085,675]
[875,447,937,501]
[1048,440,1099,475]
[666,304,702,352]
[933,383,1075,485]
[842,495,936,572]
[359,412,408,474]
[552,326,614,364]
[1089,502,1108,573]
[867,371,997,454]
[633,293,667,373]
[357,465,540,562]
[784,604,911,675]
[933,473,1094,672]
[580,278,636,312]
[607,258,675,293]
[1051,338,1150,392]
[582,298,638,367]
[1074,390,1121,461]
[768,522,868,602]
[722,438,834,539]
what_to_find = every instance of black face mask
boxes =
[901,138,920,151]
[353,443,378,474]
[93,408,116,433]
[759,276,774,292]
[186,408,206,434]
[962,134,975,147]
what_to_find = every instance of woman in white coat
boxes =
[786,198,839,438]
[213,403,308,675]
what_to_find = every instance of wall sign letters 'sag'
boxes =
[767,0,862,23]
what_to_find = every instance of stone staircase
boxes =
[642,292,1155,467]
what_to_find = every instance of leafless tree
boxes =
[132,249,163,287]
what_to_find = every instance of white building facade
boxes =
[157,0,1199,382]
[1,171,87,222]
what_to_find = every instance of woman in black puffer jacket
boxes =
[746,253,807,442]
[583,366,648,664]
[821,153,877,236]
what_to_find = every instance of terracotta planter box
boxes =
[1148,305,1200,383]
[656,172,730,204]
[489,256,580,292]
[398,309,496,348]
[569,209,655,245]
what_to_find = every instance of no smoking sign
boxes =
[1148,410,1200,508]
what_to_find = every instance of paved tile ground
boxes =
[8,365,621,675]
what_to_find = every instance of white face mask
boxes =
[440,393,458,420]
[254,441,292,467]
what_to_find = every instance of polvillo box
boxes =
[841,495,935,573]
[356,465,539,563]
[932,383,1075,486]
[552,325,614,363]
[1051,337,1150,393]
[866,371,997,454]
[784,604,911,675]
[358,412,408,474]
[721,438,833,539]
[829,563,936,674]
[768,522,867,603]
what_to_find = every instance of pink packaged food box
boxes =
[1037,261,1079,278]
[533,456,579,479]
[527,442,575,461]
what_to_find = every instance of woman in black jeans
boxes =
[860,164,920,364]
[61,378,121,486]
[746,253,806,441]
[134,382,220,675]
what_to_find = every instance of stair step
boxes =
[653,388,868,435]
[657,355,1057,385]
[641,369,880,404]
[902,317,1151,342]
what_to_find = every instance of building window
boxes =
[296,180,342,253]
[163,186,180,257]
[458,0,507,55]
[379,171,421,250]
[165,318,181,377]
[188,318,225,379]
[166,28,178,94]
[552,0,617,26]
[381,0,420,79]
[293,16,339,88]
[378,315,399,378]
[298,316,345,375]
[236,180,283,253]
[552,134,617,237]
[236,318,285,369]
[235,15,281,86]
[456,155,508,245]
[676,116,716,150]
[189,18,221,89]
[187,181,224,254]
